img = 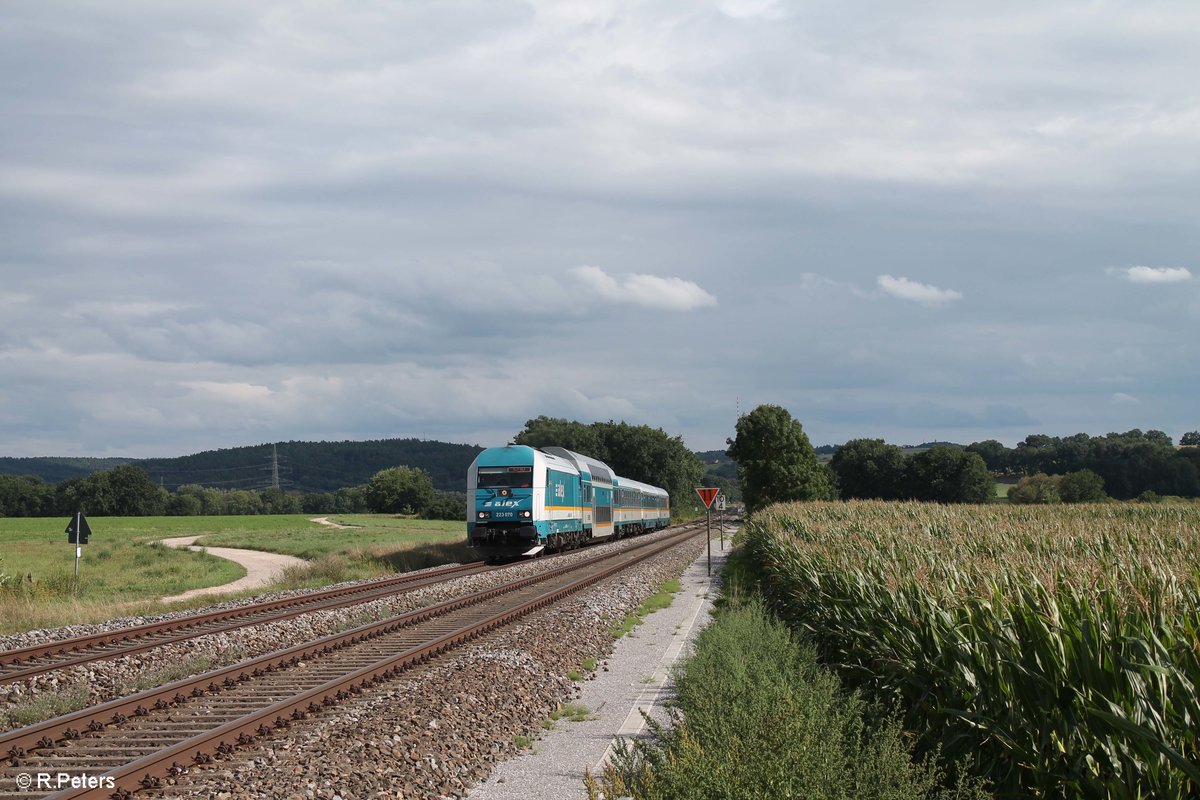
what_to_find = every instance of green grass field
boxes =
[0,514,470,635]
[190,515,464,561]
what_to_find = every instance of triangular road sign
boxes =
[695,487,720,509]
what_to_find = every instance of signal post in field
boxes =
[695,487,720,576]
[66,511,92,589]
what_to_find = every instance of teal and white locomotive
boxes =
[466,444,670,559]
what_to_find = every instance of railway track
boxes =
[0,525,702,800]
[0,562,495,687]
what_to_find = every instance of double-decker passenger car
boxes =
[613,476,670,536]
[466,444,670,559]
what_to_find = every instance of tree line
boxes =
[965,430,1200,500]
[727,405,1200,511]
[0,417,709,519]
[725,405,997,510]
[0,464,466,520]
[10,414,1191,519]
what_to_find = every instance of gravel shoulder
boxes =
[157,536,308,603]
[466,540,730,800]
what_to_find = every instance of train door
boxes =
[582,479,593,532]
[593,482,613,538]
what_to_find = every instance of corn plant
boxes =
[743,501,1200,799]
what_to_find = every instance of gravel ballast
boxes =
[0,529,691,727]
[143,534,719,799]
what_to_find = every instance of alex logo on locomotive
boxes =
[483,499,522,508]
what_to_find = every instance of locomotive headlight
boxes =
[477,511,489,519]
[520,510,531,518]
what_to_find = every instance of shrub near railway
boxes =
[743,501,1200,799]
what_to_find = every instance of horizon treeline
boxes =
[0,464,467,521]
[0,438,484,494]
[965,429,1200,499]
[831,428,1200,502]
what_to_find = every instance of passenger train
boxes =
[466,444,670,560]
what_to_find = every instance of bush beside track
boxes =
[742,501,1200,799]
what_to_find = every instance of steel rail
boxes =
[17,525,703,800]
[41,525,701,800]
[0,561,491,685]
[0,524,700,769]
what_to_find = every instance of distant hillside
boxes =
[2,439,484,493]
[5,439,750,497]
[814,441,964,458]
[0,457,134,483]
[695,449,737,481]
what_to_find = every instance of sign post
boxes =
[695,488,720,576]
[716,494,726,549]
[66,512,92,588]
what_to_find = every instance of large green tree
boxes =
[594,421,704,509]
[726,405,831,512]
[53,465,166,516]
[514,417,609,461]
[0,474,53,517]
[1058,469,1107,503]
[904,446,994,504]
[259,486,302,514]
[966,439,1010,473]
[105,465,168,515]
[829,438,906,500]
[364,466,436,515]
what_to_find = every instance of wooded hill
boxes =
[0,457,134,484]
[0,439,484,494]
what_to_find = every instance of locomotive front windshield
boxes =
[476,466,533,489]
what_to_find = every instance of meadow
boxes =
[192,514,465,561]
[743,501,1200,799]
[0,515,470,634]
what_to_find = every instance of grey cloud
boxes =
[2,2,1199,456]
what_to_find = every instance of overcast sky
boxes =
[2,1,1198,458]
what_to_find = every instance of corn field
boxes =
[743,501,1200,799]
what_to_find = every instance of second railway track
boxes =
[0,524,704,800]
[0,562,495,687]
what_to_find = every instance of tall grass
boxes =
[586,600,989,800]
[744,501,1200,798]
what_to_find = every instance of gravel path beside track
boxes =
[468,545,727,800]
[157,537,308,603]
